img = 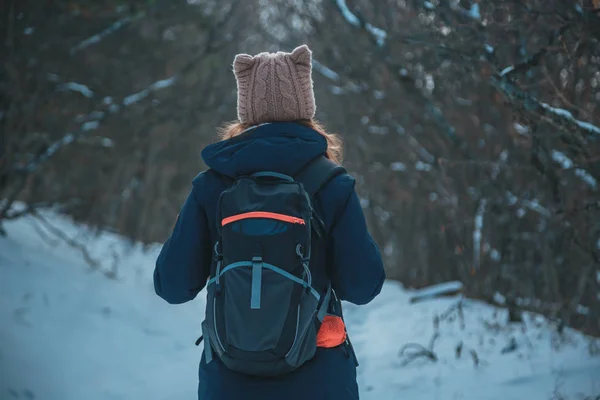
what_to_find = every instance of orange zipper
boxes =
[222,211,306,226]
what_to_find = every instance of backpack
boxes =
[198,155,346,377]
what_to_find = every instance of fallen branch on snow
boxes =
[409,281,463,304]
[398,316,440,366]
[398,341,438,366]
[30,211,100,270]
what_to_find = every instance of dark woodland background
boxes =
[1,0,599,336]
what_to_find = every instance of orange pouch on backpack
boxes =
[316,315,347,348]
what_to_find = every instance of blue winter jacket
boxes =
[154,122,385,400]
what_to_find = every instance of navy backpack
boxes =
[197,155,346,377]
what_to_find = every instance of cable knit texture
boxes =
[233,45,316,125]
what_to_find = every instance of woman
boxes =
[154,44,385,400]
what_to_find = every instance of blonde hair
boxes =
[217,119,343,164]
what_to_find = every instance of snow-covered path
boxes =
[0,212,598,399]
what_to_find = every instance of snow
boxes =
[24,27,35,35]
[574,169,598,189]
[493,292,506,305]
[415,161,433,171]
[500,65,516,77]
[552,150,597,189]
[335,0,361,27]
[424,1,435,10]
[514,122,530,135]
[368,125,389,135]
[485,44,494,54]
[521,199,551,217]
[576,121,600,135]
[26,134,76,172]
[81,121,99,131]
[468,3,481,20]
[57,82,94,98]
[151,77,176,90]
[540,102,600,136]
[312,60,340,82]
[490,249,501,261]
[410,281,464,303]
[330,86,344,95]
[123,89,149,106]
[1,211,599,400]
[473,199,487,271]
[390,162,407,172]
[335,0,387,47]
[70,18,130,55]
[100,138,115,148]
[89,110,105,120]
[373,90,385,100]
[552,150,574,169]
[123,77,176,106]
[367,25,387,47]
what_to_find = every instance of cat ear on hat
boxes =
[288,44,316,119]
[233,53,256,124]
[289,44,312,67]
[233,53,256,74]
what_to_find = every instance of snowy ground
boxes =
[1,210,599,400]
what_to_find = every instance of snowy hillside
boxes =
[0,210,599,400]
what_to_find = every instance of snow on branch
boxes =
[312,60,340,82]
[57,82,94,98]
[334,0,387,47]
[498,49,548,78]
[521,199,551,217]
[551,150,573,169]
[409,281,463,303]
[574,168,598,189]
[505,191,551,217]
[485,22,600,136]
[473,198,487,272]
[70,17,131,55]
[330,1,468,157]
[541,103,600,136]
[467,3,481,20]
[23,106,112,173]
[499,65,515,77]
[492,76,600,140]
[122,76,177,106]
[14,70,178,176]
[551,150,598,189]
[25,134,76,173]
[335,0,360,27]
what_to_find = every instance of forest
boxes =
[1,0,599,338]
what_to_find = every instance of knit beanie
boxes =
[233,44,316,126]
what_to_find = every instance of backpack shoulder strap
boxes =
[294,155,346,196]
[206,168,235,187]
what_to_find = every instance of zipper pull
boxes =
[311,211,325,238]
[345,337,359,367]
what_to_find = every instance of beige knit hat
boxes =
[233,44,316,125]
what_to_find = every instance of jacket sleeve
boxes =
[153,186,212,304]
[329,179,386,305]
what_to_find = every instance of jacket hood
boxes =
[201,122,327,177]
